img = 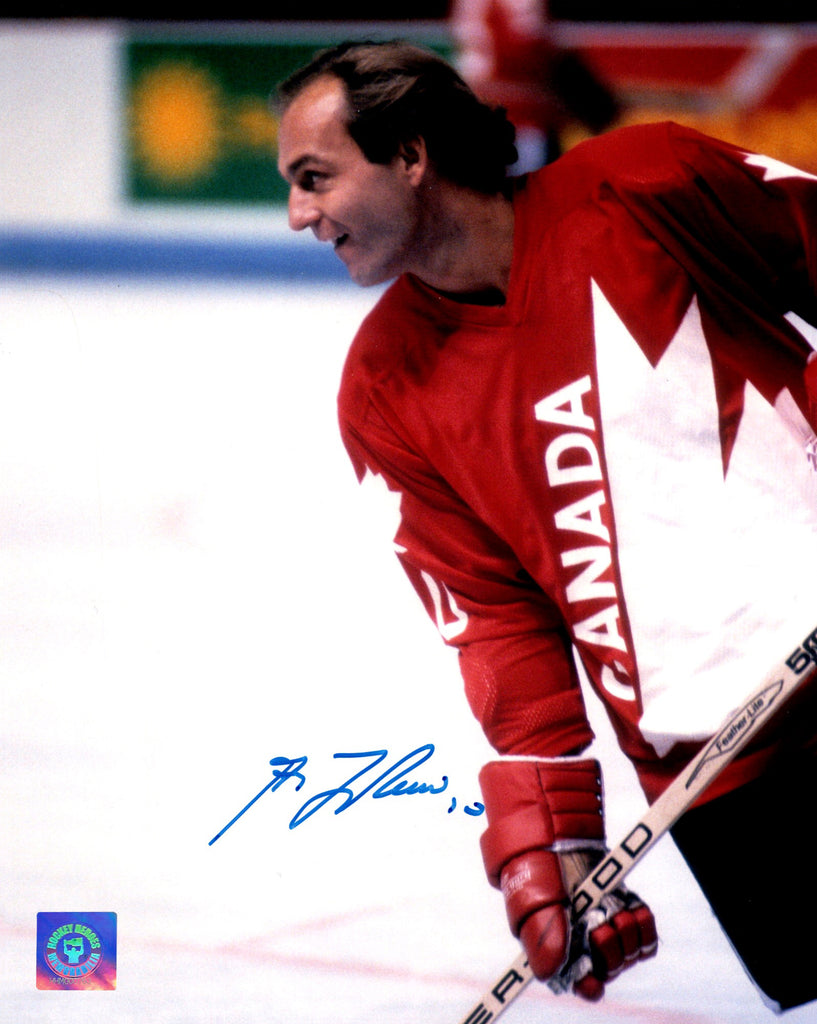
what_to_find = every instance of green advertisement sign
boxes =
[124,32,451,206]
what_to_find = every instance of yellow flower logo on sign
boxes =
[130,62,223,183]
[232,98,279,152]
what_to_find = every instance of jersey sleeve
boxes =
[667,122,817,320]
[339,397,594,759]
[620,122,817,430]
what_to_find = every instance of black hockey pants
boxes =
[671,729,817,1012]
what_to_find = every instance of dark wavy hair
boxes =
[276,40,518,195]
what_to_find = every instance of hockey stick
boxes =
[458,624,817,1024]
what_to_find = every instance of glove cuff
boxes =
[479,757,604,887]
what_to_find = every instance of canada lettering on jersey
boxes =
[534,375,633,676]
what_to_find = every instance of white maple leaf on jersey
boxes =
[743,152,817,183]
[359,467,407,554]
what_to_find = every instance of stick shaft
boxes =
[458,624,817,1024]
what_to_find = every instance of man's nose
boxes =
[288,188,319,232]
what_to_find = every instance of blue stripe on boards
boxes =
[0,231,350,283]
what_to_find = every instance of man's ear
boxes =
[397,136,428,185]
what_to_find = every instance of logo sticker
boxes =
[36,912,117,990]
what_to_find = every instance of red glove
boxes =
[479,757,657,1001]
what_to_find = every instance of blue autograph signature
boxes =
[208,743,484,846]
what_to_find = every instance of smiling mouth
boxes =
[333,234,349,250]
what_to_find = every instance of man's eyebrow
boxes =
[282,154,327,180]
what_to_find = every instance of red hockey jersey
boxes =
[338,122,817,802]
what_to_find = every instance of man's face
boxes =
[277,75,425,287]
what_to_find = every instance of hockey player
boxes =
[449,0,621,170]
[275,40,817,1011]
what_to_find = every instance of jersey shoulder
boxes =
[525,120,745,208]
[338,275,437,425]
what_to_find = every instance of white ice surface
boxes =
[1,278,816,1024]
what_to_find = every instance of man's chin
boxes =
[335,241,404,288]
[345,264,399,288]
